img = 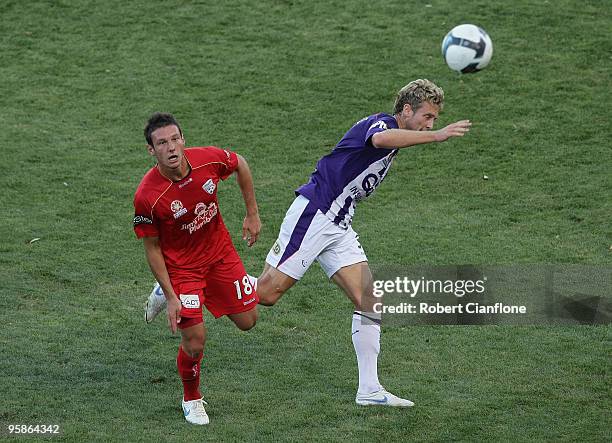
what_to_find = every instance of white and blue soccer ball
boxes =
[442,24,493,73]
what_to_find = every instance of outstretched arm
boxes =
[372,120,471,149]
[235,154,261,247]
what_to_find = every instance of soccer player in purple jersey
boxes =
[145,79,470,407]
[256,79,471,407]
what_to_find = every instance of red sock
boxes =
[177,346,202,401]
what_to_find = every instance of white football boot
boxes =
[182,398,209,425]
[355,389,414,407]
[145,282,167,323]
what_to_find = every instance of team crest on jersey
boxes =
[171,200,188,219]
[202,178,216,194]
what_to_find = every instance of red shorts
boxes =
[169,248,258,328]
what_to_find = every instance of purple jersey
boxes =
[297,113,399,228]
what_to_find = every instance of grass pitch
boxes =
[0,0,610,441]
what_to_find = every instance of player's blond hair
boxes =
[393,79,444,114]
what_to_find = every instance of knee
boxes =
[230,307,258,331]
[237,318,257,331]
[258,292,277,306]
[257,279,283,306]
[235,312,258,331]
[181,333,205,356]
[182,339,204,356]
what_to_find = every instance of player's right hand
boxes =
[243,213,262,247]
[167,296,182,334]
[435,120,471,142]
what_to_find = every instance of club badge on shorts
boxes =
[179,294,200,309]
[272,241,281,255]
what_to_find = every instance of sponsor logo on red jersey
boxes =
[182,202,218,234]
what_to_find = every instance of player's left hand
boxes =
[243,213,261,247]
[434,119,471,141]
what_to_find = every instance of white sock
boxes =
[352,311,383,394]
[247,274,258,292]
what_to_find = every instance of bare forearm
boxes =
[235,154,259,216]
[143,237,175,300]
[372,120,471,149]
[372,129,437,149]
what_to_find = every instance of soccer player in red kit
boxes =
[133,112,261,425]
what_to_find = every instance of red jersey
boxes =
[133,147,239,272]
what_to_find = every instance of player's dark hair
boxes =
[393,79,444,115]
[144,112,183,146]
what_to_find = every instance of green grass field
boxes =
[1,0,610,441]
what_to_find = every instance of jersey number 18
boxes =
[233,275,253,300]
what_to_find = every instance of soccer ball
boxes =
[441,24,493,73]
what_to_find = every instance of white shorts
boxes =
[266,195,368,280]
